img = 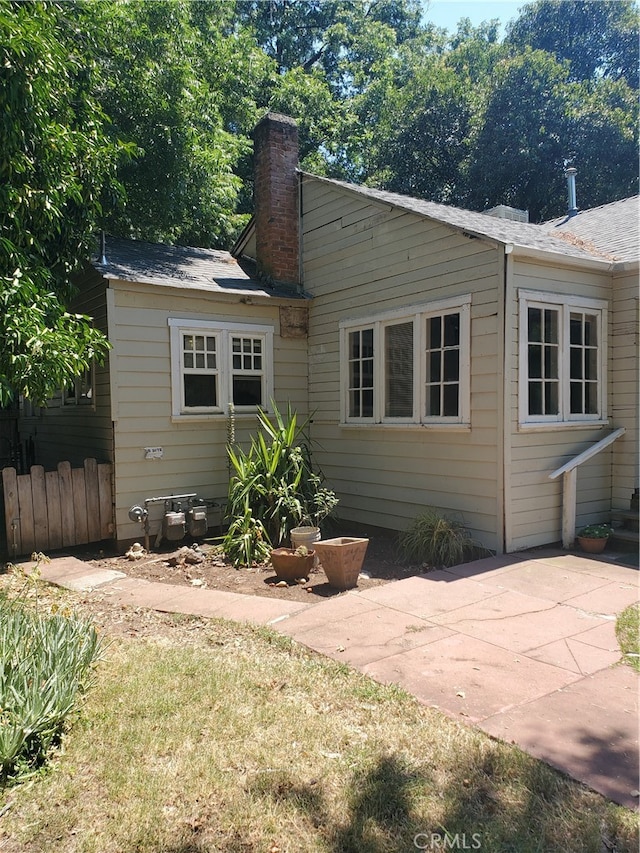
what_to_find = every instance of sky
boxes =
[423,0,533,36]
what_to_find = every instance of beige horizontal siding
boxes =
[302,178,502,550]
[611,267,639,508]
[506,257,621,549]
[108,282,309,544]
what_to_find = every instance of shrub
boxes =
[398,507,476,568]
[224,402,338,565]
[0,569,103,786]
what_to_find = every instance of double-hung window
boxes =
[169,319,273,416]
[518,290,607,426]
[341,296,471,426]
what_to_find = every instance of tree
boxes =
[464,50,572,221]
[0,1,115,405]
[89,0,256,248]
[506,0,639,88]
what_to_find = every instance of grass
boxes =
[0,607,637,853]
[616,602,640,672]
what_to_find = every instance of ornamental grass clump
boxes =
[0,567,103,786]
[399,507,476,568]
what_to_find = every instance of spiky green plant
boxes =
[224,402,338,564]
[0,572,103,785]
[398,508,475,568]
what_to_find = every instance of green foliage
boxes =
[224,402,338,565]
[616,603,640,672]
[221,508,271,569]
[398,508,476,568]
[506,0,639,88]
[577,523,613,539]
[0,566,103,786]
[0,0,115,404]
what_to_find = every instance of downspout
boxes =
[502,245,515,553]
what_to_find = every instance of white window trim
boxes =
[169,318,274,417]
[518,289,608,428]
[339,296,471,427]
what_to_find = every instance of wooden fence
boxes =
[2,459,113,558]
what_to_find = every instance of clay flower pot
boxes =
[270,547,315,582]
[576,523,612,554]
[576,536,609,554]
[314,537,369,591]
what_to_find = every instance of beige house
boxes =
[19,113,639,553]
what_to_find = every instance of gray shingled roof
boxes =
[93,236,305,299]
[545,196,639,264]
[303,174,639,265]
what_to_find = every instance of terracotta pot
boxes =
[314,537,369,590]
[270,548,315,582]
[576,536,608,554]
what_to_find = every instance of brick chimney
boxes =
[254,113,300,289]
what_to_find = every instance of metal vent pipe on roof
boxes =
[565,166,578,217]
[98,230,107,265]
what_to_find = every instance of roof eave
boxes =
[105,275,311,303]
[506,244,614,271]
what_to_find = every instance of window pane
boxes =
[195,336,204,351]
[584,315,597,346]
[428,351,441,383]
[184,374,216,407]
[233,377,262,406]
[385,322,413,417]
[428,385,440,416]
[443,384,459,416]
[570,382,582,413]
[529,381,542,415]
[362,328,374,357]
[544,310,558,343]
[195,353,205,369]
[585,382,598,414]
[528,308,541,342]
[184,353,194,369]
[350,332,360,360]
[443,349,459,382]
[528,345,542,379]
[443,313,460,347]
[545,381,559,414]
[585,348,597,380]
[427,316,441,349]
[362,389,373,417]
[570,315,582,345]
[570,347,582,379]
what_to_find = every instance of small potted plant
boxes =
[576,523,613,554]
[269,544,315,582]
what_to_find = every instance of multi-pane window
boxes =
[231,336,264,406]
[341,297,470,426]
[182,333,218,408]
[169,319,273,416]
[519,291,606,425]
[348,328,374,418]
[63,365,93,406]
[425,312,461,418]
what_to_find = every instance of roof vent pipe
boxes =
[565,166,578,217]
[98,230,107,266]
